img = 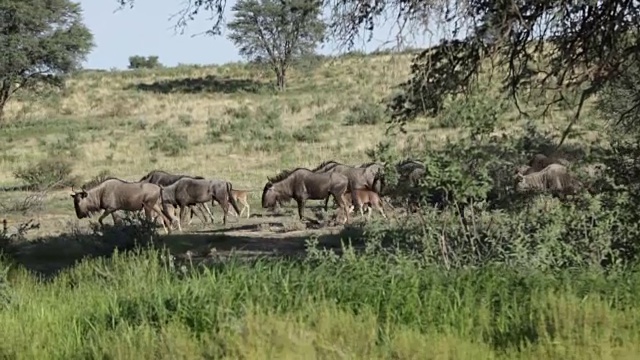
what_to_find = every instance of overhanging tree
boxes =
[227,0,325,90]
[116,0,640,146]
[0,0,94,123]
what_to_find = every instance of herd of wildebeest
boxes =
[68,152,590,234]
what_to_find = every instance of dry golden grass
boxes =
[2,54,411,183]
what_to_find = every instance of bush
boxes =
[362,82,640,270]
[147,127,189,157]
[128,55,162,69]
[207,103,296,153]
[13,157,76,190]
[344,100,387,125]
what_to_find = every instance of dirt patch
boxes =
[2,204,384,277]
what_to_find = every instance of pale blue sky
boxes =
[79,0,438,69]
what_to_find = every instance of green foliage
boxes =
[207,103,326,153]
[127,55,163,69]
[227,0,326,90]
[0,0,94,122]
[13,157,76,190]
[343,99,387,125]
[365,82,640,269]
[598,61,640,133]
[147,126,189,157]
[2,243,640,357]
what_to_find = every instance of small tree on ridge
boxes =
[227,0,325,90]
[0,0,94,123]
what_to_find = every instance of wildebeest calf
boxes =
[70,178,176,234]
[344,189,388,220]
[514,163,583,199]
[161,177,241,230]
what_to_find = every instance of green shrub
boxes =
[344,100,386,125]
[147,127,189,157]
[13,157,76,190]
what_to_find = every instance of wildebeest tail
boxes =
[158,186,175,223]
[227,182,242,215]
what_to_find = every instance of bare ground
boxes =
[1,201,391,277]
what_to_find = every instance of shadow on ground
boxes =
[1,220,366,279]
[125,75,267,94]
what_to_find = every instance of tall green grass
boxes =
[1,248,640,359]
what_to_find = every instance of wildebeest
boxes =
[517,153,570,175]
[390,159,427,210]
[396,159,426,186]
[344,189,388,220]
[357,162,386,193]
[227,189,252,219]
[70,178,176,234]
[311,160,382,211]
[261,168,350,223]
[161,177,241,230]
[139,170,214,225]
[513,163,583,198]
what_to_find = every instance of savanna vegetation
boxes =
[2,0,640,358]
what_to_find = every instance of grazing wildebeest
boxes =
[357,162,386,193]
[393,159,427,210]
[344,189,388,220]
[70,178,176,234]
[261,168,350,224]
[517,153,570,175]
[513,163,583,199]
[311,160,382,211]
[161,177,241,231]
[139,170,213,224]
[396,159,426,186]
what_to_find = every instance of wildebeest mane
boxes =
[268,167,310,183]
[396,159,424,168]
[359,161,379,168]
[310,160,340,172]
[81,176,133,190]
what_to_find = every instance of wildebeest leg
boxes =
[376,203,387,219]
[323,196,331,212]
[243,203,250,218]
[149,203,172,234]
[173,206,185,232]
[187,205,209,225]
[98,209,116,226]
[202,202,215,223]
[358,200,365,218]
[111,212,124,225]
[332,193,350,224]
[296,199,306,221]
[221,200,230,225]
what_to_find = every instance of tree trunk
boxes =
[275,67,286,91]
[0,85,10,126]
